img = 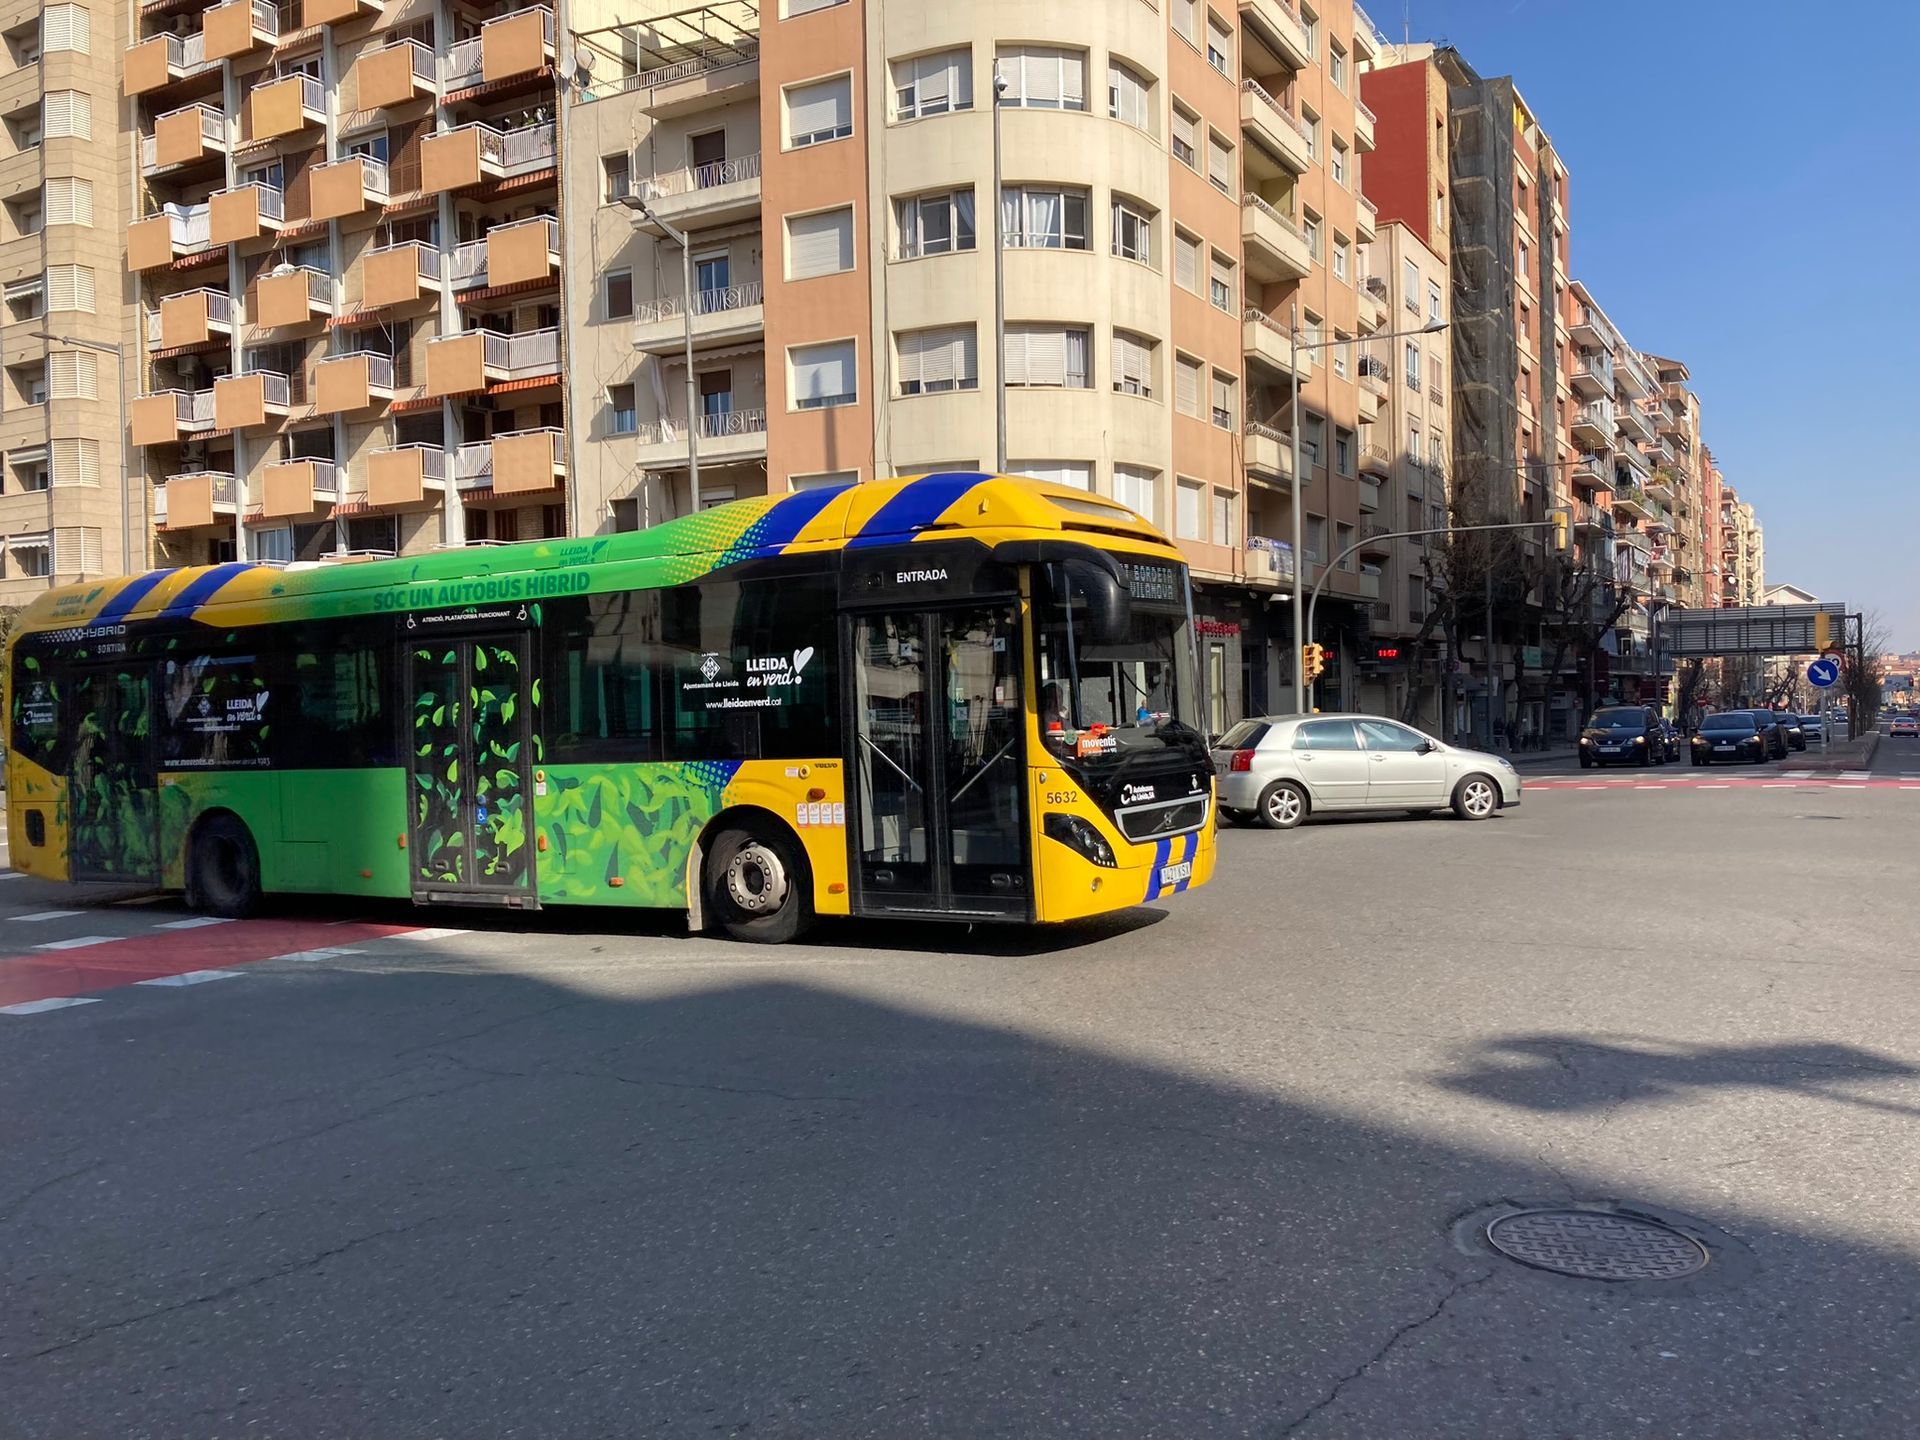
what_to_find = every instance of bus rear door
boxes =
[67,665,159,885]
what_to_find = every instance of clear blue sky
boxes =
[1392,0,1920,650]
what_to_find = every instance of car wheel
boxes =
[704,824,813,944]
[1219,807,1249,827]
[1256,781,1308,831]
[1579,756,1594,770]
[1452,774,1499,821]
[187,814,262,919]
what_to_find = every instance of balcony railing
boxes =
[155,202,212,254]
[264,457,340,497]
[449,240,488,288]
[371,238,444,281]
[502,122,556,173]
[503,327,558,375]
[1242,192,1307,243]
[173,470,237,504]
[634,280,765,324]
[1248,534,1296,582]
[243,369,291,407]
[232,181,284,224]
[140,103,225,173]
[1240,79,1310,142]
[637,407,769,445]
[640,151,762,200]
[159,31,216,78]
[328,350,395,389]
[377,443,447,482]
[443,37,484,88]
[452,441,493,485]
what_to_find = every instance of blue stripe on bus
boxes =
[845,472,988,548]
[747,482,851,555]
[1173,831,1199,893]
[155,562,256,621]
[1146,837,1171,903]
[89,569,171,626]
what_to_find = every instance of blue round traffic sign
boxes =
[1807,656,1841,689]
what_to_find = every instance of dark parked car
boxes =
[1692,711,1779,765]
[1773,712,1806,751]
[1798,713,1825,744]
[1656,719,1683,762]
[1579,705,1667,768]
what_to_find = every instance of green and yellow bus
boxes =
[4,473,1215,941]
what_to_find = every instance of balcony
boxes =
[481,5,555,86]
[633,281,766,355]
[128,202,212,271]
[636,41,761,119]
[313,351,396,414]
[1358,273,1388,325]
[130,389,216,446]
[1241,194,1312,283]
[311,155,389,222]
[448,216,561,293]
[1573,500,1613,535]
[1360,441,1390,477]
[452,428,565,497]
[1353,98,1376,154]
[426,326,560,396]
[303,0,380,26]
[1353,3,1385,60]
[156,288,234,350]
[362,241,444,309]
[208,181,284,246]
[202,0,277,62]
[1246,535,1295,585]
[632,407,769,468]
[157,470,238,528]
[1244,422,1294,490]
[1356,194,1378,242]
[1242,307,1311,386]
[366,443,446,506]
[1239,81,1311,174]
[260,458,340,518]
[1616,402,1656,445]
[1646,468,1677,504]
[214,370,291,430]
[1657,404,1688,439]
[419,121,556,194]
[1568,305,1613,353]
[254,264,332,329]
[355,39,435,112]
[124,32,216,98]
[1570,353,1612,399]
[247,73,325,142]
[632,152,763,232]
[1357,522,1393,559]
[1612,486,1653,522]
[1358,476,1382,513]
[1357,355,1388,417]
[1238,0,1310,70]
[1570,401,1614,448]
[1571,452,1608,486]
[142,103,225,175]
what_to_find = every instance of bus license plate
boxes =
[1159,861,1193,887]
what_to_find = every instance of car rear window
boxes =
[1588,709,1645,729]
[1217,720,1270,750]
[1702,713,1755,731]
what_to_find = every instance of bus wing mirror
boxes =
[1059,558,1131,645]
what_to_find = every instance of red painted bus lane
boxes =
[0,919,420,1011]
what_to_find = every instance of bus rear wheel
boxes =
[187,815,261,919]
[705,825,812,944]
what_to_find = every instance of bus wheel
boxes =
[706,825,812,944]
[188,815,261,919]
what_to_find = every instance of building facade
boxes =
[0,0,134,605]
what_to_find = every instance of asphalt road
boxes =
[4,780,1920,1439]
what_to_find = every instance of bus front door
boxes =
[407,634,535,904]
[68,667,159,884]
[849,606,1028,920]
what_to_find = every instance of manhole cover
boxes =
[1486,1209,1709,1281]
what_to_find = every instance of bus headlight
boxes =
[1044,813,1117,868]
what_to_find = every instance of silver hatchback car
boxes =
[1211,714,1522,829]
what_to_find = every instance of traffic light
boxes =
[1548,505,1572,556]
[1301,643,1326,683]
[1813,610,1833,653]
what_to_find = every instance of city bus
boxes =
[4,472,1215,941]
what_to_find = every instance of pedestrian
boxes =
[1517,713,1535,751]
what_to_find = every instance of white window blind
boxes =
[1107,61,1149,131]
[1113,464,1157,521]
[1112,330,1153,397]
[1174,230,1200,292]
[786,75,852,147]
[1210,371,1234,428]
[787,207,854,279]
[1002,325,1089,388]
[1209,252,1233,310]
[1212,489,1234,545]
[1207,132,1233,193]
[897,325,977,394]
[43,177,92,227]
[893,49,971,119]
[1174,355,1202,416]
[1176,480,1203,540]
[786,0,842,14]
[51,438,100,486]
[790,339,856,408]
[55,527,103,573]
[48,352,96,400]
[1173,0,1198,43]
[999,46,1085,110]
[42,4,90,53]
[1171,107,1198,167]
[46,264,95,312]
[791,469,857,491]
[1011,460,1091,491]
[43,91,91,139]
[1206,17,1233,72]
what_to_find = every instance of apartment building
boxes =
[125,0,610,568]
[1718,483,1763,608]
[0,0,133,605]
[570,0,1390,728]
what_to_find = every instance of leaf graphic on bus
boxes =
[793,646,815,677]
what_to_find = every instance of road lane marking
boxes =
[1,996,102,1016]
[1634,785,1666,790]
[136,970,245,987]
[1699,784,1729,789]
[33,936,116,951]
[395,928,471,942]
[1762,783,1795,788]
[155,916,234,930]
[15,910,83,922]
[279,947,367,962]
[1832,784,1866,789]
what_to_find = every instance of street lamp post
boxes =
[618,194,700,513]
[1285,317,1448,714]
[991,65,1009,474]
[33,330,131,573]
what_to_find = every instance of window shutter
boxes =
[1210,253,1232,299]
[82,527,103,573]
[791,340,854,403]
[1113,464,1157,520]
[1113,331,1151,394]
[1208,18,1232,61]
[55,528,80,572]
[788,207,853,279]
[787,0,839,13]
[1175,356,1201,415]
[48,352,97,399]
[787,76,850,141]
[43,90,91,139]
[1174,0,1197,40]
[1012,460,1090,490]
[1208,133,1232,182]
[1174,232,1199,291]
[52,438,100,484]
[1173,108,1196,158]
[1211,372,1232,421]
[43,4,90,53]
[46,264,95,312]
[1015,326,1064,386]
[44,177,92,227]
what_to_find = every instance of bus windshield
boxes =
[1034,570,1202,764]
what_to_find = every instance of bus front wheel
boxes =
[187,814,262,919]
[705,825,813,944]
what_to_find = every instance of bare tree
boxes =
[1673,657,1708,730]
[1840,612,1890,739]
[1534,552,1633,722]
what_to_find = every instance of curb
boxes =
[1794,733,1881,774]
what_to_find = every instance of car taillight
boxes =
[1230,749,1254,772]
